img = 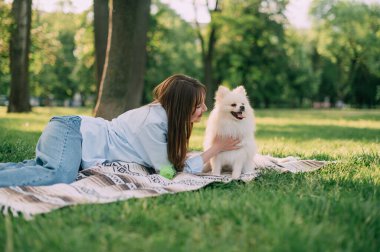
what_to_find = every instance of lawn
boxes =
[0,107,379,252]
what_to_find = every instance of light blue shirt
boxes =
[79,103,204,173]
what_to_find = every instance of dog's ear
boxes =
[215,86,230,101]
[233,86,247,96]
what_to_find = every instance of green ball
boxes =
[159,165,176,179]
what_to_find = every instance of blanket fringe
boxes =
[2,205,9,215]
[1,204,34,220]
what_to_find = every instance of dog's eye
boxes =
[231,103,237,107]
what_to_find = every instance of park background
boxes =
[0,0,379,251]
[0,0,379,114]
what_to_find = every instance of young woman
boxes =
[0,74,240,187]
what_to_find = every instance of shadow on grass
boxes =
[257,124,380,142]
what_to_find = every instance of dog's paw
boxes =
[231,172,241,180]
[231,175,240,180]
[211,170,221,176]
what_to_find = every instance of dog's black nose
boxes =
[240,105,245,111]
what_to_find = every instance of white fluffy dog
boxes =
[203,85,257,179]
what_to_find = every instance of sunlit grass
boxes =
[0,106,91,132]
[0,106,379,251]
[0,107,92,162]
[190,109,380,159]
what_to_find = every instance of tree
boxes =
[284,29,319,107]
[310,0,380,107]
[29,10,61,104]
[143,1,202,103]
[93,0,109,98]
[94,0,151,120]
[193,0,221,109]
[8,0,32,112]
[30,9,89,106]
[71,9,96,106]
[0,1,12,97]
[214,0,289,108]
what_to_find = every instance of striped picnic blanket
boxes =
[0,154,327,219]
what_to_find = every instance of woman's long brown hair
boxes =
[153,74,206,171]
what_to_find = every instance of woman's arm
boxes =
[135,122,240,173]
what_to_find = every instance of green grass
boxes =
[0,107,379,252]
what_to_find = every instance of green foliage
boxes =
[283,29,319,107]
[0,107,379,251]
[215,0,291,108]
[1,0,379,109]
[310,0,380,107]
[0,1,11,96]
[143,1,202,103]
[31,11,78,103]
[211,0,379,108]
[71,10,96,104]
[28,7,95,106]
[30,12,61,100]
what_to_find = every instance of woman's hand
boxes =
[213,135,241,153]
[201,135,241,165]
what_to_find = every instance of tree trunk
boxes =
[93,0,109,99]
[193,0,219,109]
[94,0,150,120]
[8,0,32,113]
[203,24,217,109]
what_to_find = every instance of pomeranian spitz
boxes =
[203,85,257,179]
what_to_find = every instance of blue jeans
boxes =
[0,116,82,187]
